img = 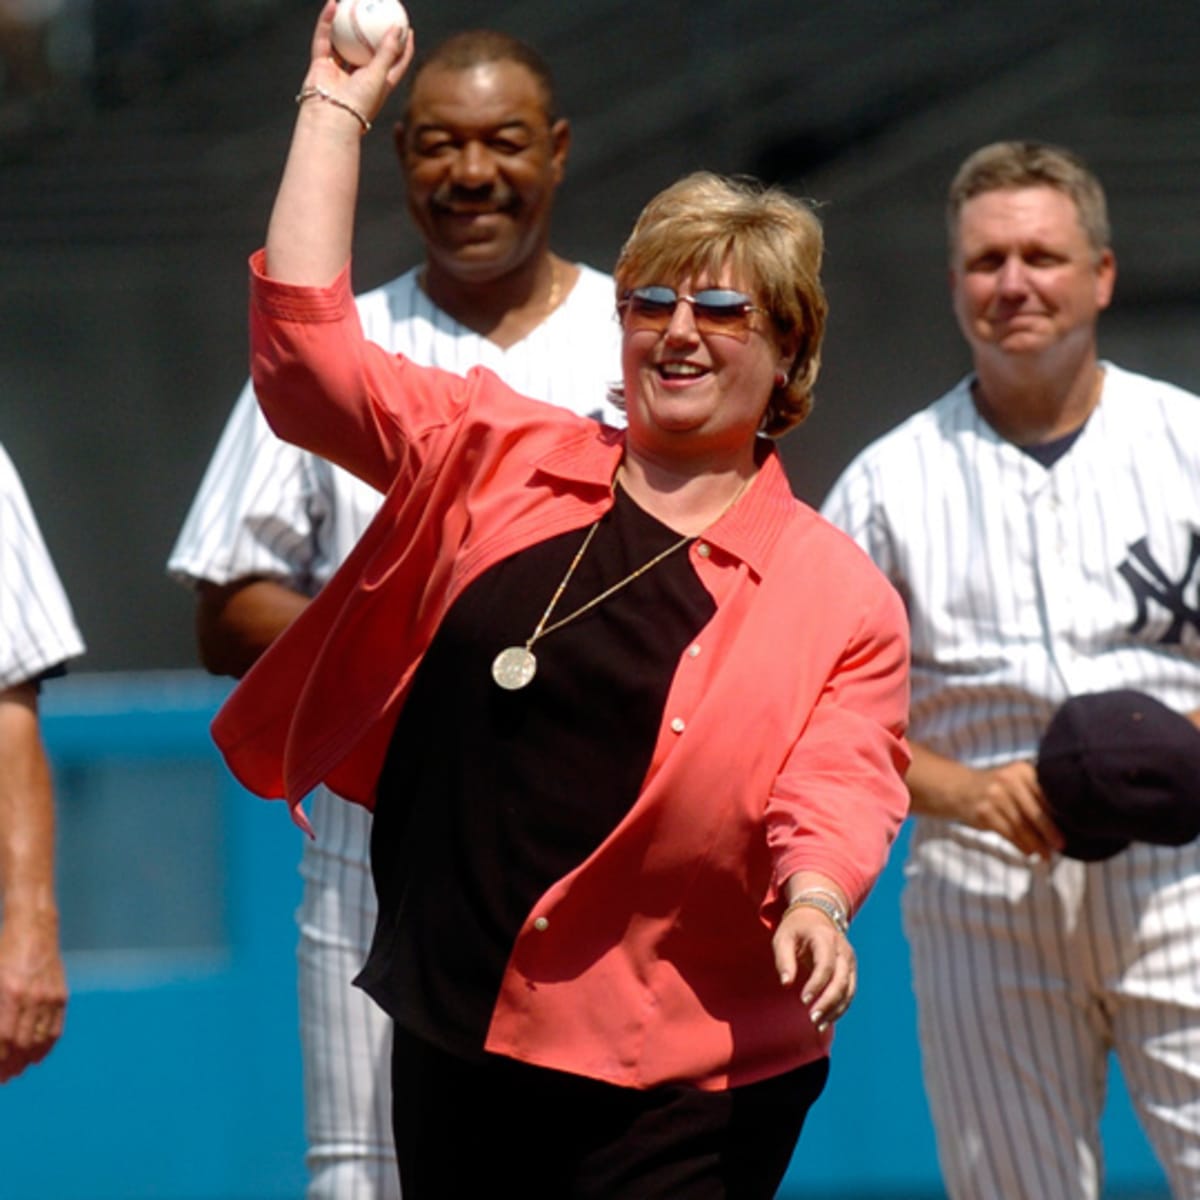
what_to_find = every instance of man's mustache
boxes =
[429,184,518,215]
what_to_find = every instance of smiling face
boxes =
[950,185,1115,367]
[397,60,569,285]
[621,265,795,469]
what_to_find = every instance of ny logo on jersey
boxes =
[1118,532,1200,644]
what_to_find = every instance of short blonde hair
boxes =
[614,172,827,436]
[947,141,1111,260]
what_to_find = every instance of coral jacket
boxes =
[213,254,911,1090]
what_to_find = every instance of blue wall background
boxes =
[0,672,1170,1199]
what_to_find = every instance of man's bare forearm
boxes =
[195,578,311,678]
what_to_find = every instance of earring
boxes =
[774,369,789,389]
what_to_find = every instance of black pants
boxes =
[391,1026,829,1199]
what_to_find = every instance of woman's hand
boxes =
[301,0,414,131]
[772,901,856,1033]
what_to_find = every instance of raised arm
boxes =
[265,1,414,285]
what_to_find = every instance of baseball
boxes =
[331,0,409,67]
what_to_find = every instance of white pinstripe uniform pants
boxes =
[298,791,400,1200]
[904,822,1200,1199]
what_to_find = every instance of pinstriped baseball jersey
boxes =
[822,362,1200,1200]
[0,442,85,688]
[168,262,622,1200]
[823,363,1200,774]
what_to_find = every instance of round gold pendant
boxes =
[491,645,537,690]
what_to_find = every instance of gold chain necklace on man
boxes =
[490,473,750,691]
[542,258,561,316]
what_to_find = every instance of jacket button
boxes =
[696,542,711,558]
[687,643,701,658]
[533,916,549,932]
[670,717,686,734]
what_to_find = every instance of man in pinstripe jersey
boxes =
[169,30,621,1199]
[0,442,85,1084]
[823,141,1200,1199]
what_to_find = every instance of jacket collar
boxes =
[531,428,799,580]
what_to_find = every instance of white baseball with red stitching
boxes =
[331,0,409,68]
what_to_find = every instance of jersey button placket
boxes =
[1032,481,1078,689]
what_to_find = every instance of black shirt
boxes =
[357,486,717,1058]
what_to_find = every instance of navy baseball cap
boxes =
[1036,690,1200,862]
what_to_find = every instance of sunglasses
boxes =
[619,285,764,341]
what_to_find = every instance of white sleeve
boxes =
[167,382,329,594]
[0,444,85,687]
[820,460,865,540]
[820,452,897,579]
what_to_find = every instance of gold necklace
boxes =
[541,257,561,318]
[490,473,750,691]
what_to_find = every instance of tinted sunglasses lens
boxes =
[627,286,679,326]
[691,289,754,328]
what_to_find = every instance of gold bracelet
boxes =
[295,84,371,134]
[781,892,849,936]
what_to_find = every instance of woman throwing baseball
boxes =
[215,5,911,1196]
